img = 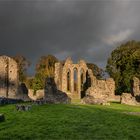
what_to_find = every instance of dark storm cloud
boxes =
[0,0,140,74]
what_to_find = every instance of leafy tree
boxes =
[13,55,30,82]
[32,74,44,92]
[106,40,140,94]
[36,55,58,77]
[26,77,34,89]
[33,55,59,91]
[87,63,104,79]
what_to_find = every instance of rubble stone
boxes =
[44,77,71,104]
[121,93,140,106]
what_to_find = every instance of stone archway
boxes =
[67,69,71,92]
[55,58,89,99]
[80,68,87,98]
[73,68,78,93]
[80,68,85,91]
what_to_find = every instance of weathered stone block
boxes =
[44,77,71,104]
[16,104,32,111]
[81,96,109,105]
[28,89,44,101]
[132,77,140,97]
[121,93,140,106]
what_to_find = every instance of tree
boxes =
[13,55,30,82]
[33,55,59,91]
[87,63,104,79]
[32,73,44,92]
[26,77,34,89]
[36,55,58,77]
[106,40,140,94]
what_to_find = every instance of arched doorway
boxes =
[74,68,78,93]
[80,68,85,91]
[80,69,86,98]
[67,69,71,92]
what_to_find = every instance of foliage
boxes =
[87,63,104,79]
[33,55,59,91]
[25,77,34,89]
[32,73,45,92]
[0,103,140,139]
[13,55,30,82]
[106,40,140,94]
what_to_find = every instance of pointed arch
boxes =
[80,68,85,91]
[74,68,78,92]
[67,69,71,92]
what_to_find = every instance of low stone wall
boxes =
[16,104,32,111]
[0,97,22,105]
[108,95,121,102]
[81,95,110,105]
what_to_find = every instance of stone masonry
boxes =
[55,57,115,100]
[0,55,19,98]
[132,77,140,97]
[55,57,88,99]
[86,78,115,101]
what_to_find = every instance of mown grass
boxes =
[0,103,140,140]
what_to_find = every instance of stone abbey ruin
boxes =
[0,55,140,105]
[0,55,19,98]
[55,57,115,100]
[0,55,29,102]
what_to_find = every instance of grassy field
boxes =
[0,103,140,140]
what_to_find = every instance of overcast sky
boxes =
[0,0,140,75]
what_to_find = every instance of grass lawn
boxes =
[0,103,140,140]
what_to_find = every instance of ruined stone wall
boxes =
[132,77,140,96]
[0,56,8,97]
[105,78,115,97]
[8,57,19,98]
[28,89,45,100]
[86,77,115,100]
[54,62,63,90]
[118,77,140,106]
[0,56,19,98]
[55,58,88,99]
[55,57,115,100]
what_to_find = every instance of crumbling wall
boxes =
[55,57,88,99]
[28,89,45,100]
[121,93,139,106]
[132,77,140,97]
[86,77,115,101]
[54,62,63,90]
[0,56,8,97]
[8,57,19,98]
[44,77,71,104]
[0,56,19,98]
[55,57,115,100]
[118,77,140,106]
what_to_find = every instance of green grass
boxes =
[0,103,140,140]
